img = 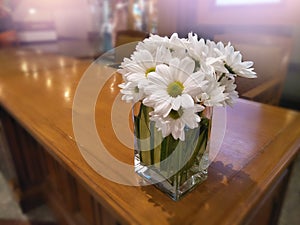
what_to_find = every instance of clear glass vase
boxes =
[133,102,213,201]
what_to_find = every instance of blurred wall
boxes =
[157,0,300,64]
[193,0,300,64]
[12,0,101,39]
[196,0,300,25]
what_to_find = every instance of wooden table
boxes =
[0,47,299,225]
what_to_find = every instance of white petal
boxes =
[181,94,194,108]
[180,57,195,75]
[172,97,181,110]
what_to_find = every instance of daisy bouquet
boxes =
[118,32,256,200]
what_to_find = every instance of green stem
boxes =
[135,103,212,188]
[217,73,226,82]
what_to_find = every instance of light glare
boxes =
[28,8,36,14]
[216,0,281,6]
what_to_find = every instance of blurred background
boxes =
[2,0,298,110]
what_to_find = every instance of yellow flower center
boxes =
[169,108,184,120]
[167,81,184,97]
[145,67,155,77]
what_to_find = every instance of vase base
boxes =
[135,159,208,201]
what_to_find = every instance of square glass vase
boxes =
[133,103,212,201]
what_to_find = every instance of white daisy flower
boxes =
[137,33,188,60]
[118,47,172,102]
[143,57,205,117]
[117,58,134,82]
[215,42,257,78]
[119,81,144,103]
[136,34,168,54]
[205,40,228,75]
[118,49,157,78]
[186,33,226,76]
[168,33,189,59]
[118,32,257,139]
[219,77,239,106]
[186,33,209,70]
[183,70,208,97]
[199,75,228,107]
[150,105,204,141]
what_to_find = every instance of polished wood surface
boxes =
[0,47,300,225]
